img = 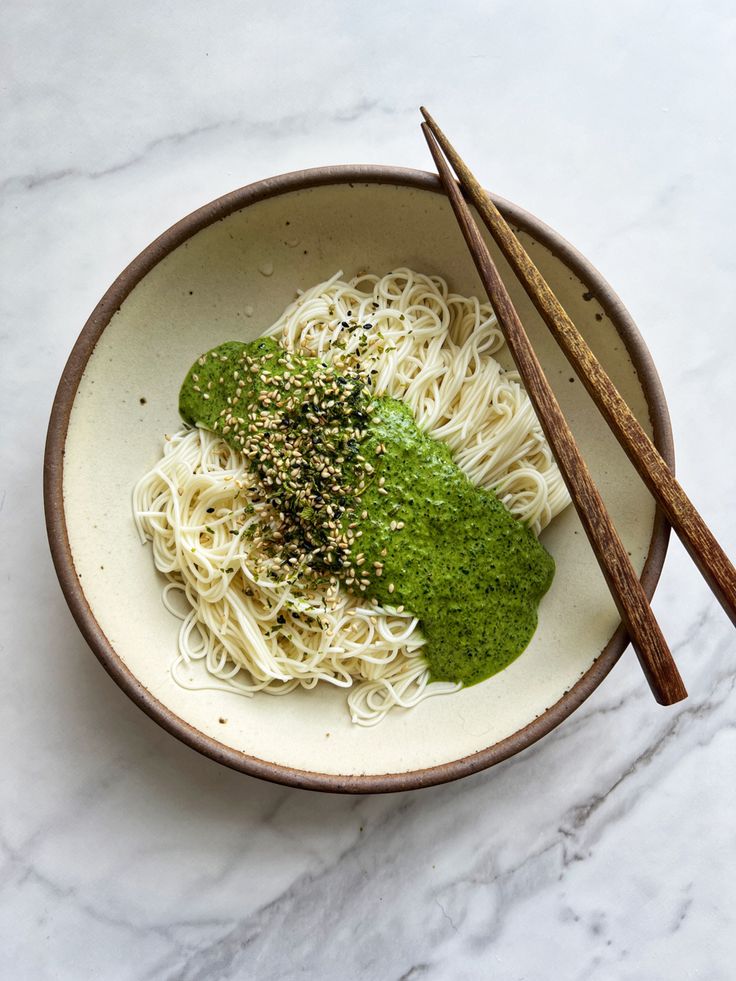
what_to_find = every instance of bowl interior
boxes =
[54,173,669,788]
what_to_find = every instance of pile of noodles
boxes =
[134,269,570,725]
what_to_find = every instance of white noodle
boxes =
[134,269,570,725]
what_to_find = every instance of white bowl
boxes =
[44,167,672,792]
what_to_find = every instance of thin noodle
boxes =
[134,269,570,725]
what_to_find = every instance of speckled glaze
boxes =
[44,167,673,792]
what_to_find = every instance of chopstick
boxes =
[421,121,687,706]
[421,106,736,629]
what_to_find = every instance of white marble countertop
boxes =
[3,2,735,978]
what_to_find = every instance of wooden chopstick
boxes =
[421,121,687,706]
[421,106,736,628]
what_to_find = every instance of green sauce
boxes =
[180,338,554,686]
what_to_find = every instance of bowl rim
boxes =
[44,164,674,794]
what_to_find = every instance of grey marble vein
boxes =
[0,98,408,199]
[2,0,735,978]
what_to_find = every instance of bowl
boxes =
[44,166,673,792]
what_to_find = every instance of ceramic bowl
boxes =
[45,166,672,792]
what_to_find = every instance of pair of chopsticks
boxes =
[421,107,736,706]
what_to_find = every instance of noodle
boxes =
[134,269,570,725]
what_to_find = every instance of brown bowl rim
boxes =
[44,164,674,794]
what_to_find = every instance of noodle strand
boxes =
[134,270,570,725]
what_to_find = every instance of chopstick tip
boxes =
[420,121,436,151]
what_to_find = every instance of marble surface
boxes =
[2,0,735,977]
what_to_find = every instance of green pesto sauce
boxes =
[180,338,286,431]
[180,338,554,687]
